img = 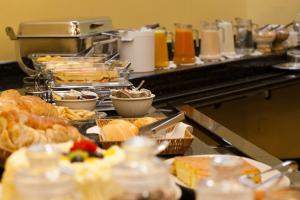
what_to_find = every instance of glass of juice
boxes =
[155,28,169,68]
[173,23,199,65]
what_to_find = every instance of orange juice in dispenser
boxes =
[173,23,199,65]
[155,29,169,68]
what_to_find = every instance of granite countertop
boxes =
[0,51,296,106]
[129,52,295,106]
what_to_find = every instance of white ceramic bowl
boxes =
[55,97,98,110]
[110,94,155,117]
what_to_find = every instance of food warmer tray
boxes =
[51,79,132,89]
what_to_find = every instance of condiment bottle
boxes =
[111,136,176,200]
[173,23,199,65]
[155,28,169,68]
[196,155,253,200]
[14,144,78,200]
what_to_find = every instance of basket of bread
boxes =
[96,116,194,155]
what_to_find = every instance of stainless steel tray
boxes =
[273,62,300,70]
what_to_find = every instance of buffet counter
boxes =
[1,52,300,200]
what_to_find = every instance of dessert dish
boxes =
[53,90,98,101]
[53,90,98,111]
[111,88,152,99]
[2,140,125,200]
[110,88,155,117]
[171,156,261,189]
[254,31,276,53]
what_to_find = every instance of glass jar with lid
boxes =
[14,144,79,200]
[111,136,177,200]
[196,155,253,200]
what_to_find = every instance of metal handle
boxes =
[5,27,17,40]
[145,23,160,29]
[140,112,185,136]
[90,23,104,29]
[193,29,200,47]
[95,37,119,45]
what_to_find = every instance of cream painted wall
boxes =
[246,0,300,25]
[1,1,300,61]
[0,0,247,61]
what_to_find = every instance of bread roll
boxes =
[133,117,158,129]
[101,120,139,141]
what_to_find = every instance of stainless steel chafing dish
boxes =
[6,17,119,75]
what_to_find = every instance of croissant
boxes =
[0,108,82,157]
[0,90,59,117]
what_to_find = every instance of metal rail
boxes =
[176,104,300,184]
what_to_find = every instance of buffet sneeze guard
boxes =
[6,17,119,75]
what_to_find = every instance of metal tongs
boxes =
[240,160,299,189]
[139,112,185,154]
[139,112,185,136]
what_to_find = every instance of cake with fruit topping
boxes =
[2,140,125,200]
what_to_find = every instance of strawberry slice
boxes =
[70,140,97,153]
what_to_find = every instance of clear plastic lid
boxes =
[44,61,112,72]
[30,54,108,71]
[52,64,120,85]
[14,144,76,200]
[111,137,177,200]
[196,155,253,200]
[112,137,169,191]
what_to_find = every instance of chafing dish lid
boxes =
[12,17,113,38]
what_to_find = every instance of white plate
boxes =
[273,62,300,70]
[165,155,290,191]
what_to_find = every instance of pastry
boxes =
[0,90,95,121]
[2,140,125,200]
[133,117,158,129]
[101,120,139,141]
[0,108,82,158]
[53,68,119,84]
[0,89,59,117]
[172,156,261,188]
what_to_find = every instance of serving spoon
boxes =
[240,160,298,189]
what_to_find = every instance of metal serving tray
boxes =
[6,17,118,76]
[52,78,132,88]
[30,54,108,71]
